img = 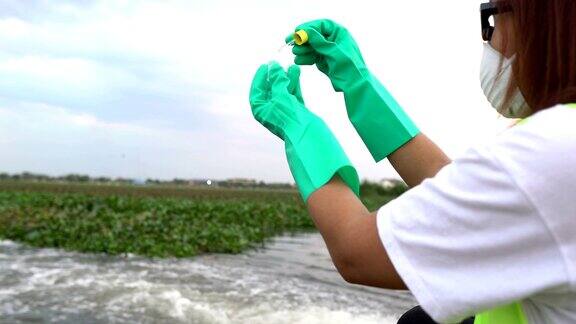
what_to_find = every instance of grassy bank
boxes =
[0,181,401,257]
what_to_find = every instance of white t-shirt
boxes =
[377,104,576,324]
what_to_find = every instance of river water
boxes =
[0,233,416,323]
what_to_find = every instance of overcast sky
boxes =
[0,0,514,182]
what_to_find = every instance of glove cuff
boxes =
[344,73,420,162]
[284,117,360,202]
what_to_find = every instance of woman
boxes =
[249,1,576,323]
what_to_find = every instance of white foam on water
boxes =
[105,286,399,324]
[0,234,414,323]
[0,240,19,247]
[235,306,398,324]
[28,267,64,286]
[156,290,230,323]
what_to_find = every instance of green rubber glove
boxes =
[249,62,360,201]
[287,19,420,162]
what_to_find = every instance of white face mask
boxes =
[480,42,531,118]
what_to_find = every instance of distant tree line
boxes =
[0,172,137,185]
[0,171,407,193]
[0,172,296,189]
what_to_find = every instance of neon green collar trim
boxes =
[516,103,576,126]
[475,302,528,324]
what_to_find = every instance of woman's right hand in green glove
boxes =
[249,61,360,201]
[286,19,369,92]
[287,19,420,162]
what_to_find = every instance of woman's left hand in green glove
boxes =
[249,62,314,141]
[249,62,360,201]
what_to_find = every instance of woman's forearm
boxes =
[388,133,451,187]
[306,177,407,289]
[303,133,449,290]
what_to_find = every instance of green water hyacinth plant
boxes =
[0,182,402,257]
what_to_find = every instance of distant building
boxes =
[133,179,146,186]
[379,179,404,189]
[226,178,257,186]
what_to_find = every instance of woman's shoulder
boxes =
[512,104,576,141]
[487,104,576,164]
[432,103,575,199]
[483,103,576,223]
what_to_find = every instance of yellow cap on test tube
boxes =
[293,30,309,45]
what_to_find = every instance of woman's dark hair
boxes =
[499,0,576,112]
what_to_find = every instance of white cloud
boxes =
[0,17,32,37]
[0,100,290,181]
[0,56,108,89]
[0,0,519,182]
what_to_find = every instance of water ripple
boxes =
[0,234,415,323]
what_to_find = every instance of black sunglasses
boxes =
[480,1,512,41]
